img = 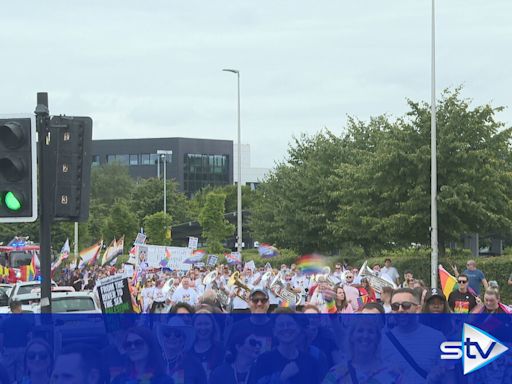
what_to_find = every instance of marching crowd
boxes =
[0,258,510,384]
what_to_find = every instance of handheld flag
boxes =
[297,254,324,275]
[258,243,279,258]
[438,265,458,298]
[78,241,103,268]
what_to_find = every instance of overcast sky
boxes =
[1,1,511,169]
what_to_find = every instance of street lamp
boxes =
[430,0,439,289]
[223,68,243,254]
[157,150,173,219]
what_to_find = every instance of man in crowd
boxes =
[399,270,414,288]
[170,276,199,307]
[454,259,488,295]
[52,344,107,384]
[447,273,477,313]
[341,271,360,311]
[380,258,400,285]
[382,288,448,383]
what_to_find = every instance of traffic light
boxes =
[49,116,92,221]
[0,117,37,222]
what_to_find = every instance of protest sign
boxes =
[135,244,192,271]
[134,232,147,245]
[97,275,134,314]
[188,236,198,250]
[207,254,219,266]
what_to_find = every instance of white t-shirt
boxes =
[152,287,166,303]
[171,286,198,306]
[380,266,399,283]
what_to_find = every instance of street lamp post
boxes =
[157,150,173,220]
[431,0,439,289]
[223,68,243,254]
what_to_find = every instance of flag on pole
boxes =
[184,249,206,264]
[297,254,324,275]
[438,265,458,298]
[108,236,124,266]
[160,247,172,267]
[101,239,117,266]
[258,243,279,258]
[78,241,103,268]
[225,252,242,265]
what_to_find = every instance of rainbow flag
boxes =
[258,243,279,258]
[78,241,103,268]
[160,247,172,267]
[438,265,458,298]
[297,254,324,275]
[20,260,35,281]
[225,252,242,265]
[101,238,117,266]
[184,249,206,264]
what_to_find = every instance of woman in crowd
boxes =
[209,330,261,384]
[159,317,207,384]
[334,285,354,314]
[190,313,225,379]
[322,318,403,384]
[20,339,53,384]
[112,327,172,384]
[360,278,377,303]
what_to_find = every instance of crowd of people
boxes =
[0,258,510,384]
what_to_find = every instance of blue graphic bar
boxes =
[0,314,510,383]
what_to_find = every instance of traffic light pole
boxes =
[35,92,52,314]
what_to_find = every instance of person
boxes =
[421,288,450,314]
[471,288,512,314]
[20,338,53,384]
[170,277,199,307]
[447,273,477,313]
[159,316,207,383]
[151,280,167,313]
[341,272,360,311]
[359,278,377,304]
[360,302,385,314]
[112,327,172,384]
[453,260,488,296]
[52,344,108,384]
[334,285,353,314]
[209,331,261,384]
[380,286,393,313]
[380,258,399,285]
[226,289,274,353]
[381,288,449,384]
[250,310,321,384]
[322,318,403,384]
[399,270,414,288]
[0,300,33,382]
[190,314,225,379]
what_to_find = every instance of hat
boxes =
[425,288,446,302]
[158,316,195,350]
[250,288,269,299]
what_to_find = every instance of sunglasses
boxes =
[458,280,468,284]
[27,351,49,361]
[163,330,184,339]
[251,297,268,304]
[247,338,262,348]
[123,339,145,350]
[391,301,418,311]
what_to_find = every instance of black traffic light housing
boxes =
[0,117,37,222]
[49,116,93,221]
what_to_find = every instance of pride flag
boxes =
[78,241,103,268]
[160,247,172,267]
[258,243,279,258]
[438,265,458,298]
[184,249,206,264]
[225,252,242,265]
[297,254,324,275]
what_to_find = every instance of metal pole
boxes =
[236,72,242,254]
[157,155,160,179]
[223,69,243,253]
[431,0,439,289]
[35,92,52,313]
[163,155,167,217]
[74,222,79,260]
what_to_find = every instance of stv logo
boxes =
[440,323,509,375]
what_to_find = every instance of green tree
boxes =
[198,192,235,254]
[104,200,138,243]
[90,163,134,207]
[143,212,172,246]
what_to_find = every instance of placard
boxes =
[97,275,134,314]
[207,254,219,266]
[188,236,198,250]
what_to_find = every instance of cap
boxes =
[425,288,446,302]
[250,288,269,299]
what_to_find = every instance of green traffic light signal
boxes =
[5,191,22,211]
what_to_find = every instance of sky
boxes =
[1,1,511,169]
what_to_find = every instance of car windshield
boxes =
[10,252,33,268]
[52,297,96,312]
[17,284,39,295]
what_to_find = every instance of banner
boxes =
[135,244,192,271]
[97,275,135,314]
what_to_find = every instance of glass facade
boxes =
[184,154,230,196]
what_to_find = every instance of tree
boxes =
[90,163,134,207]
[198,193,235,254]
[143,212,172,246]
[104,200,138,243]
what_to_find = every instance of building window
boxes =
[116,154,129,166]
[106,155,116,164]
[183,153,230,196]
[141,154,151,165]
[150,154,159,164]
[129,154,139,165]
[92,155,100,167]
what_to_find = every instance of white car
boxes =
[9,281,58,303]
[30,291,101,314]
